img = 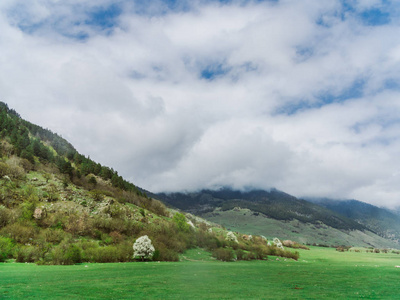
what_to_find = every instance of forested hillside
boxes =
[0,102,299,264]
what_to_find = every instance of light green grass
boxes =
[1,247,400,299]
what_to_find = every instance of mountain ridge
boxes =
[156,188,400,248]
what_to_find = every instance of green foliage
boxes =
[20,200,37,221]
[88,175,97,186]
[212,247,236,261]
[173,212,191,232]
[0,236,15,262]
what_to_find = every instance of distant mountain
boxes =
[157,188,366,231]
[156,188,400,248]
[306,198,400,242]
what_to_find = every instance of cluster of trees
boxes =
[0,102,145,196]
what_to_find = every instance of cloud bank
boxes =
[1,0,400,207]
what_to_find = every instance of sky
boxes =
[1,0,400,208]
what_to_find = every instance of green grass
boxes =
[1,247,400,299]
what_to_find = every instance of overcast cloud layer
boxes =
[1,0,400,207]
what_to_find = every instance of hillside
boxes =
[157,189,400,248]
[0,102,299,264]
[307,198,400,243]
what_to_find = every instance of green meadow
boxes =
[1,247,400,299]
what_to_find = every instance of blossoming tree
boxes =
[226,231,238,243]
[133,235,155,261]
[273,237,284,250]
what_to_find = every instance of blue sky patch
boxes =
[275,79,366,115]
[361,8,390,26]
[201,63,231,80]
[85,4,122,30]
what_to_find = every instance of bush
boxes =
[173,213,191,232]
[1,222,37,244]
[16,245,42,263]
[226,231,238,243]
[235,249,246,261]
[0,205,11,227]
[282,240,310,250]
[65,244,82,264]
[212,248,236,262]
[250,245,268,260]
[0,237,15,262]
[47,241,83,265]
[83,245,120,263]
[37,228,69,244]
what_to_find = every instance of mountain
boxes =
[306,198,400,242]
[156,188,400,248]
[0,102,299,264]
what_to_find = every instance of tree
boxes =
[173,212,190,232]
[88,175,97,186]
[226,231,238,243]
[273,237,284,250]
[133,235,155,261]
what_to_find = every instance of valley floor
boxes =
[1,247,400,299]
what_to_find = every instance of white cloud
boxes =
[1,0,400,207]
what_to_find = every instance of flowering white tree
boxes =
[133,235,155,261]
[273,237,284,250]
[226,231,238,243]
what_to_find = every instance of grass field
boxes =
[1,247,400,299]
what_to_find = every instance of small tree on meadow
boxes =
[133,235,155,261]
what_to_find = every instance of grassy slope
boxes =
[2,247,400,299]
[203,208,399,248]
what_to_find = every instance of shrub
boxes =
[38,228,69,244]
[0,237,15,262]
[226,231,238,243]
[212,248,236,262]
[235,249,246,261]
[173,213,191,232]
[250,245,268,260]
[84,245,120,263]
[0,205,11,227]
[282,240,310,250]
[273,237,284,250]
[1,222,37,244]
[47,240,83,265]
[133,235,155,261]
[16,245,42,263]
[152,243,179,262]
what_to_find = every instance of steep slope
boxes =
[157,188,399,248]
